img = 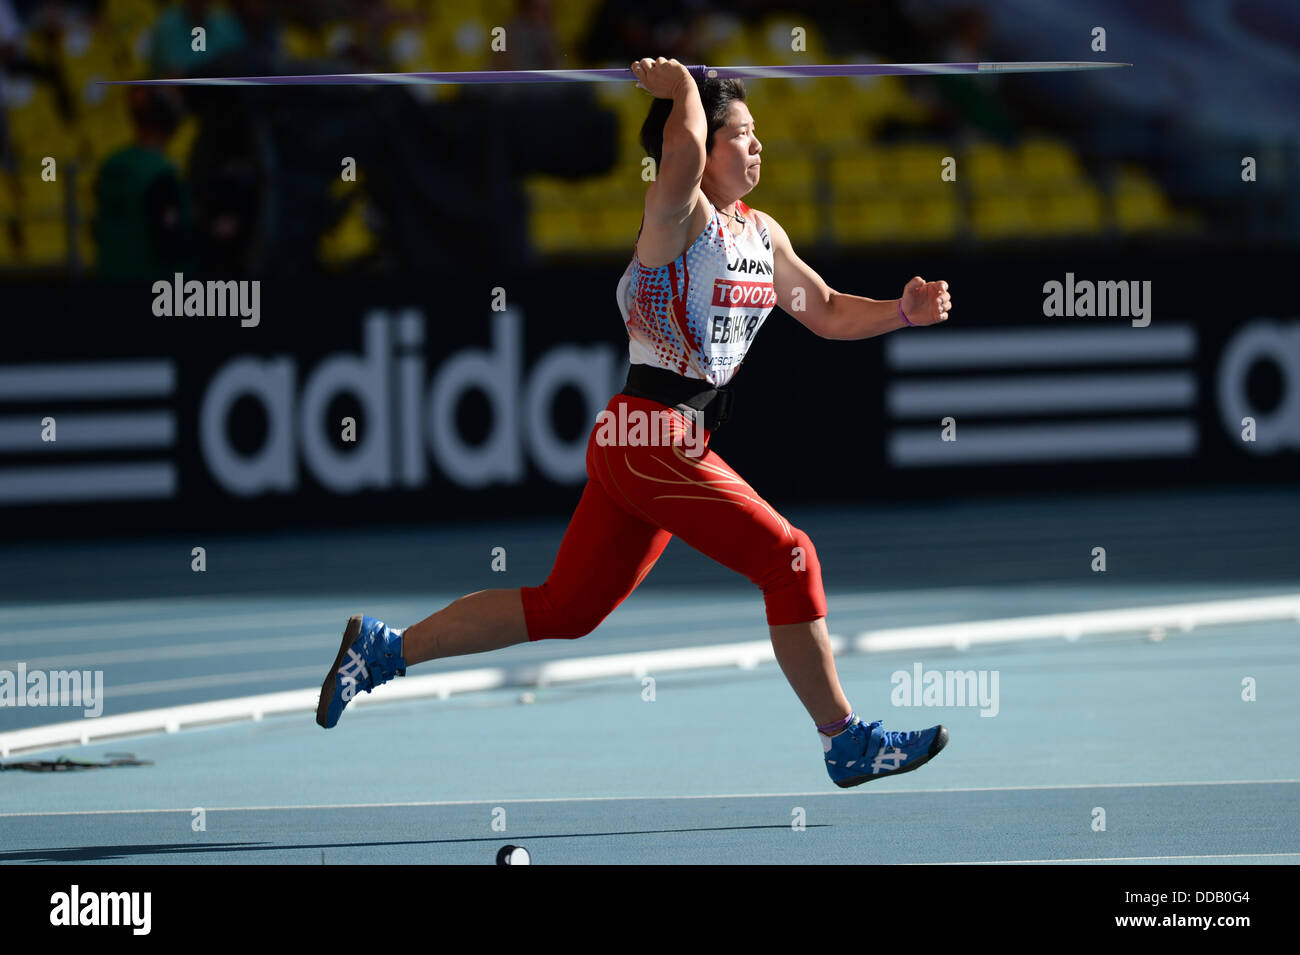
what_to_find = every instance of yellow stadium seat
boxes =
[390,25,431,70]
[106,0,154,31]
[531,207,586,253]
[845,75,927,134]
[1114,190,1172,231]
[830,196,908,243]
[283,23,326,61]
[882,143,951,187]
[761,201,817,245]
[62,27,119,94]
[965,141,1015,187]
[1113,166,1175,232]
[473,0,514,24]
[1017,136,1084,183]
[971,191,1035,239]
[784,79,856,146]
[439,15,498,72]
[574,175,608,203]
[829,198,870,243]
[526,175,588,211]
[706,25,762,69]
[578,171,637,206]
[776,77,835,143]
[80,81,127,132]
[587,206,639,252]
[73,163,96,200]
[756,149,815,195]
[598,81,642,109]
[743,84,798,143]
[909,194,960,240]
[6,82,61,130]
[551,0,601,49]
[22,215,68,265]
[829,151,885,200]
[1039,186,1105,235]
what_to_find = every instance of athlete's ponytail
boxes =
[639,76,747,165]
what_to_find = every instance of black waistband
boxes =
[620,364,735,431]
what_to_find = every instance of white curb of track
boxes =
[3,592,1297,757]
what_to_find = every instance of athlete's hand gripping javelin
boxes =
[630,57,693,98]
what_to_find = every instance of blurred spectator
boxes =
[580,0,710,66]
[815,0,928,59]
[149,0,246,78]
[0,0,19,259]
[226,0,285,68]
[92,86,197,280]
[503,0,559,71]
[2,1,73,122]
[183,87,268,276]
[0,0,20,175]
[925,5,1016,141]
[177,0,287,277]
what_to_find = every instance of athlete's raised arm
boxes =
[631,57,707,226]
[763,211,952,340]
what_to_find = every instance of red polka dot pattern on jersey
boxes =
[617,198,776,388]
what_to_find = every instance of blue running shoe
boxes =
[823,716,948,788]
[316,614,407,728]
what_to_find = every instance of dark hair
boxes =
[639,77,747,165]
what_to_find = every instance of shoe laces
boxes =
[879,727,921,749]
[860,720,919,750]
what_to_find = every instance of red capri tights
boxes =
[521,393,827,639]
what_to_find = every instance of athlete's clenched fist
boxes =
[899,276,952,326]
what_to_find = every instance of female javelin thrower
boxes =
[317,56,953,789]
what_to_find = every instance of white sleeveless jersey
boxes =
[616,197,777,387]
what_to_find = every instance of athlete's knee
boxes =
[520,583,611,640]
[756,526,827,626]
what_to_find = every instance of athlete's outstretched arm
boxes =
[764,211,952,339]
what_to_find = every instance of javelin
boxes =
[99,61,1131,87]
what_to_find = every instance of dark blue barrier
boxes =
[2,243,1297,539]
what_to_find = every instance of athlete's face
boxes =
[705,100,762,198]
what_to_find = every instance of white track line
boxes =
[2,778,1296,817]
[854,593,1300,651]
[4,592,1297,756]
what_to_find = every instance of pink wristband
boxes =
[898,299,916,327]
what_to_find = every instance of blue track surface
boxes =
[2,489,1298,864]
